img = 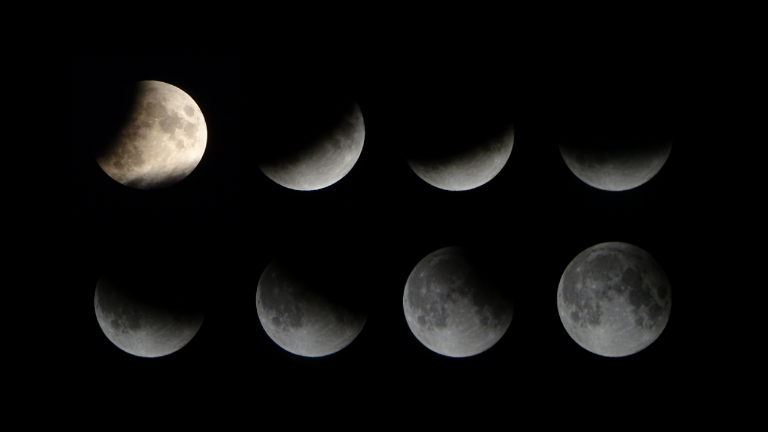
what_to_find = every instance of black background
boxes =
[68,49,707,415]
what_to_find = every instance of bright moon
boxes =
[95,80,207,189]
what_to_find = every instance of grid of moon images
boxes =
[71,51,701,411]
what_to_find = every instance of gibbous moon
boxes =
[258,98,365,191]
[95,80,207,189]
[560,139,672,191]
[403,247,513,357]
[255,259,367,357]
[94,269,204,358]
[557,242,672,357]
[407,125,514,191]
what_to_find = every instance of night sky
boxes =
[69,51,705,413]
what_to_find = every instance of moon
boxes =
[557,242,672,357]
[94,270,204,358]
[255,259,367,357]
[95,80,207,189]
[407,125,514,191]
[559,138,672,191]
[402,247,513,357]
[258,98,365,191]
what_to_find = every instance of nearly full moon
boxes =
[403,247,513,357]
[556,242,672,357]
[95,80,207,189]
[255,258,367,357]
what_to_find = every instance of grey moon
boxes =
[255,260,367,357]
[96,80,207,189]
[403,247,513,357]
[556,242,672,357]
[407,125,514,191]
[258,101,365,191]
[94,276,204,358]
[559,141,672,191]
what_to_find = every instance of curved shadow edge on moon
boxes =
[258,101,366,191]
[94,278,204,358]
[403,247,513,357]
[95,80,208,190]
[559,141,672,191]
[255,260,367,357]
[407,126,514,191]
[556,242,671,357]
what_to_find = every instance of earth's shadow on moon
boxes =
[554,106,672,153]
[266,246,371,315]
[98,264,205,319]
[99,245,208,318]
[258,84,359,167]
[459,246,516,311]
[402,90,516,169]
[82,80,139,166]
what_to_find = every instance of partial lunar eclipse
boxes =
[557,242,671,357]
[95,80,207,189]
[258,99,365,191]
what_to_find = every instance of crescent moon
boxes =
[258,99,365,191]
[560,138,672,191]
[407,125,514,191]
[94,272,204,358]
